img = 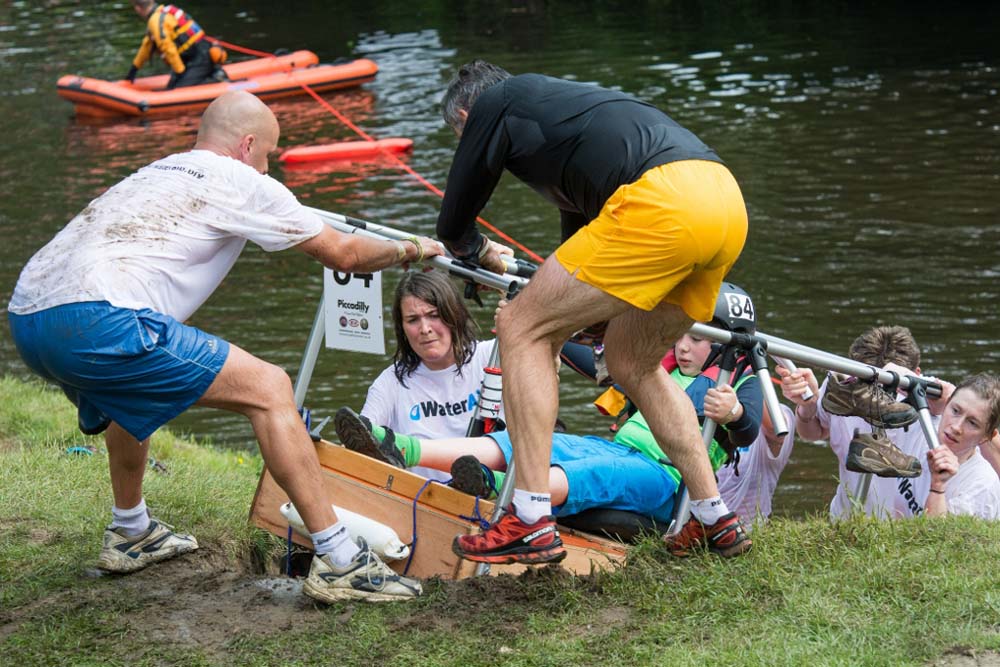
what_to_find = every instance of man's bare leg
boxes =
[98,422,199,574]
[200,345,423,597]
[105,422,150,510]
[604,302,751,556]
[453,260,637,565]
[602,303,718,500]
[497,258,632,500]
[197,344,337,535]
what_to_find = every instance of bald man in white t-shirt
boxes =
[7,91,440,603]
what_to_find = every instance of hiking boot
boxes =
[662,512,752,558]
[846,430,922,478]
[303,539,422,603]
[96,518,198,573]
[450,455,501,499]
[334,407,405,468]
[452,509,566,565]
[821,373,919,429]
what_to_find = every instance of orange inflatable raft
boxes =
[56,50,378,118]
[279,138,414,164]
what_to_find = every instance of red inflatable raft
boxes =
[56,51,378,118]
[279,138,414,164]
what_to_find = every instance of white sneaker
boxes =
[96,519,199,573]
[303,540,422,603]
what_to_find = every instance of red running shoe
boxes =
[662,512,752,558]
[452,510,566,564]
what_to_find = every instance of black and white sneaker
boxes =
[96,518,198,573]
[303,539,422,603]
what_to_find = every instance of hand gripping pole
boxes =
[307,207,536,289]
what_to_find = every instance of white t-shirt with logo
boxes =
[9,150,324,321]
[816,377,935,519]
[362,339,499,479]
[717,404,795,525]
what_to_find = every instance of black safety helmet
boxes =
[711,282,756,333]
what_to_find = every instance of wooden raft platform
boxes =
[249,438,626,579]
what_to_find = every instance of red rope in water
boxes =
[208,37,274,59]
[210,37,545,263]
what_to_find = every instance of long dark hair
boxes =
[392,271,479,386]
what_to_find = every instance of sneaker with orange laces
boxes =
[662,512,752,558]
[452,509,566,565]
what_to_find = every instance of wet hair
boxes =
[848,325,920,369]
[441,60,512,133]
[392,271,479,386]
[132,0,154,8]
[950,373,1000,434]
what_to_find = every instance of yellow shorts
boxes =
[554,160,748,319]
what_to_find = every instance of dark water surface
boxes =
[2,1,998,517]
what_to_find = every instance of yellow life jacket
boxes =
[131,4,206,74]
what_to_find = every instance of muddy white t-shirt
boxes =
[717,404,795,525]
[9,149,323,321]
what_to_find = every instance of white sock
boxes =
[512,488,551,524]
[311,522,358,567]
[111,499,150,536]
[690,496,730,525]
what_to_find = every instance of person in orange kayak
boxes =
[125,1,225,89]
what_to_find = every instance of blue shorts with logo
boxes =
[487,431,678,523]
[8,301,229,442]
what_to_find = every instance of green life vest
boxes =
[612,368,749,484]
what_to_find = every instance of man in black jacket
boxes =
[437,60,752,564]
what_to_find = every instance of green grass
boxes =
[0,376,278,610]
[2,375,999,666]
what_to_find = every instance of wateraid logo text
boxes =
[409,393,478,421]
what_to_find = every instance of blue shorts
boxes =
[8,301,229,442]
[487,431,678,522]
